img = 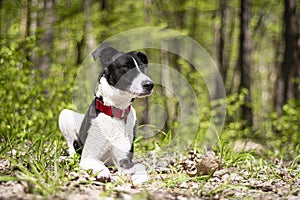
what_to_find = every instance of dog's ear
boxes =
[136,52,148,65]
[129,51,148,65]
[92,47,120,66]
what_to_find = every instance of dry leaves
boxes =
[196,151,221,175]
[181,150,221,177]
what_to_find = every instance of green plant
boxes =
[271,99,300,157]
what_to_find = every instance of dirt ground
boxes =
[1,152,300,200]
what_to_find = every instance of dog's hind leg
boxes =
[58,109,85,156]
[118,158,148,185]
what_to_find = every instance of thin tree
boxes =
[77,0,96,65]
[275,0,300,113]
[218,0,229,85]
[36,0,55,76]
[238,0,253,126]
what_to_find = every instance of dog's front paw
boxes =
[130,164,148,185]
[96,167,111,182]
[80,157,111,182]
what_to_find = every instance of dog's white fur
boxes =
[96,76,135,109]
[59,77,148,184]
[129,58,152,96]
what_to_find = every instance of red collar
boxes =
[95,97,131,123]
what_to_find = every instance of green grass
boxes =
[1,129,70,195]
[1,122,300,198]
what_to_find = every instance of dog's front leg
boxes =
[80,128,111,180]
[80,155,111,181]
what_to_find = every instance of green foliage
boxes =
[0,37,74,143]
[0,35,77,195]
[216,91,300,158]
[193,89,250,151]
[273,99,300,137]
[271,99,300,156]
[222,89,251,138]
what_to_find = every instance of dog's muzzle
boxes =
[142,80,154,95]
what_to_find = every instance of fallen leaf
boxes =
[196,151,220,175]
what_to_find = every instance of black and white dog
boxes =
[58,47,153,184]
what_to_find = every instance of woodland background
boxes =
[0,0,300,199]
[1,0,300,154]
[0,0,300,197]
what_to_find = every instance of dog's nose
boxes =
[142,80,154,91]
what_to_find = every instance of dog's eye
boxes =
[124,64,132,70]
[119,68,128,74]
[119,65,131,74]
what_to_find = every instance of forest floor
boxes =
[1,148,300,200]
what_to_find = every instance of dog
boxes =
[58,47,154,184]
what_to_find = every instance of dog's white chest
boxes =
[94,116,126,140]
[81,109,136,164]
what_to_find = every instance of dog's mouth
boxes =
[135,91,153,97]
[130,88,153,98]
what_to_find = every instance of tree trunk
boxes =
[145,0,151,24]
[35,0,55,76]
[218,0,229,85]
[83,0,96,52]
[141,0,152,126]
[20,0,28,40]
[101,0,106,10]
[227,5,238,95]
[77,0,96,64]
[239,0,253,126]
[275,0,300,113]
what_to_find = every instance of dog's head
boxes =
[92,47,154,97]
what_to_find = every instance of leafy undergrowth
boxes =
[1,143,300,200]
